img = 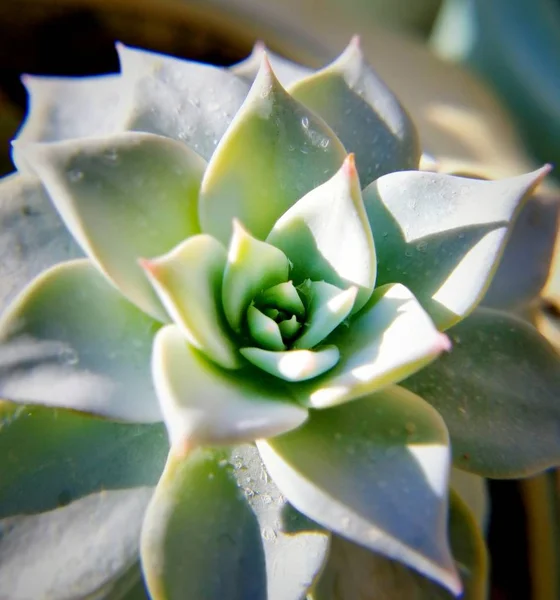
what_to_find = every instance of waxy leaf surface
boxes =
[0,259,161,422]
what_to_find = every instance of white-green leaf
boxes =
[0,173,82,312]
[292,282,357,350]
[247,306,286,351]
[294,284,449,409]
[152,325,307,448]
[222,221,290,333]
[15,74,122,171]
[141,235,240,369]
[257,385,461,595]
[0,259,162,422]
[402,307,560,477]
[17,132,206,321]
[289,36,420,187]
[255,281,305,319]
[240,346,340,382]
[199,57,347,244]
[116,44,251,161]
[363,167,550,330]
[230,42,313,87]
[0,488,153,600]
[141,448,266,600]
[267,155,376,312]
[229,444,331,600]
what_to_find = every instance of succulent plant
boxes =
[1,37,559,600]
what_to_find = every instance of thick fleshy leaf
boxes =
[247,306,286,351]
[0,401,167,518]
[152,325,307,448]
[241,346,340,382]
[402,308,560,477]
[255,281,305,319]
[141,447,266,600]
[267,154,376,312]
[0,173,82,312]
[222,222,290,333]
[0,489,152,600]
[199,57,347,244]
[294,284,449,409]
[230,444,331,600]
[289,36,420,187]
[116,44,251,161]
[450,469,489,530]
[257,385,460,595]
[230,42,313,87]
[483,189,560,309]
[363,166,551,330]
[0,259,161,422]
[15,74,121,171]
[292,282,357,350]
[140,235,240,369]
[17,132,206,321]
[278,316,302,340]
[311,490,487,600]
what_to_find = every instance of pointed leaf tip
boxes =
[342,152,357,177]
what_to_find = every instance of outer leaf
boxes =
[311,490,487,600]
[116,44,251,161]
[0,401,167,519]
[17,132,206,321]
[0,489,152,600]
[230,42,313,87]
[229,444,331,600]
[0,259,161,422]
[15,74,121,171]
[141,448,266,600]
[267,154,376,312]
[152,325,307,448]
[141,235,240,369]
[292,282,357,350]
[294,284,449,409]
[402,307,560,477]
[482,189,560,309]
[289,36,420,187]
[0,173,81,312]
[199,57,347,244]
[222,221,290,333]
[257,385,460,595]
[363,167,550,330]
[240,346,340,382]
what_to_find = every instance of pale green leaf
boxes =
[141,448,266,600]
[0,173,81,312]
[450,469,489,530]
[267,155,376,312]
[402,307,560,477]
[247,306,286,351]
[199,57,347,244]
[292,282,357,350]
[278,315,302,340]
[240,346,340,382]
[152,325,307,448]
[140,235,240,369]
[257,385,461,595]
[0,259,162,422]
[15,74,121,171]
[255,281,305,319]
[230,42,312,87]
[0,401,167,518]
[222,221,290,333]
[17,132,206,321]
[116,44,250,161]
[289,36,420,187]
[311,490,487,600]
[294,284,449,409]
[229,444,331,600]
[0,489,152,600]
[363,166,551,330]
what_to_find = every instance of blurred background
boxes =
[0,1,558,598]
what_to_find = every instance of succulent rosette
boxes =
[0,37,559,600]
